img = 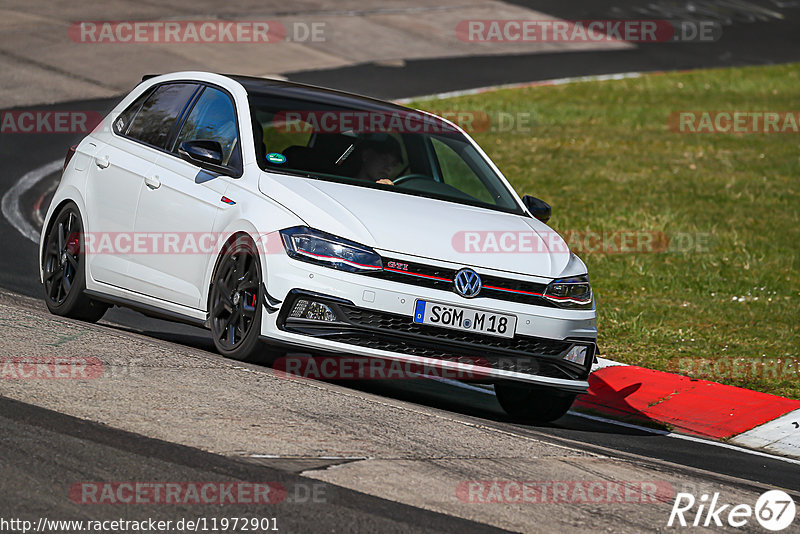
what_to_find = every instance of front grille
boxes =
[367,257,557,308]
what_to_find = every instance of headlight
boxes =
[543,275,592,308]
[280,227,382,273]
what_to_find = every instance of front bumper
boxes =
[260,254,597,393]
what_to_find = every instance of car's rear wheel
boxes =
[494,382,576,423]
[209,236,266,362]
[42,203,108,322]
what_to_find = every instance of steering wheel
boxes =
[392,173,432,185]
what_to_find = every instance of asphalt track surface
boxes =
[2,1,800,529]
[290,0,800,99]
[0,396,504,533]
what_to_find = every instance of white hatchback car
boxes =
[40,72,597,422]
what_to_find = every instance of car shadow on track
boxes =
[332,376,662,437]
[97,308,661,438]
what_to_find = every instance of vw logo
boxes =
[454,268,482,298]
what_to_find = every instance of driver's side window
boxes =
[174,86,241,171]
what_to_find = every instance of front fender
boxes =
[198,179,303,312]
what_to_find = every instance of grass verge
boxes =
[411,64,800,399]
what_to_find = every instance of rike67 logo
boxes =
[668,490,796,531]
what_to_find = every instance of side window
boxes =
[113,88,152,135]
[125,83,198,149]
[174,87,241,169]
[254,109,312,155]
[430,137,493,203]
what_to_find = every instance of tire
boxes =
[208,235,267,362]
[494,382,576,423]
[41,202,108,322]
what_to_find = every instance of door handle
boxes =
[145,175,161,190]
[95,155,110,169]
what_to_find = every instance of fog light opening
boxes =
[563,345,588,366]
[305,301,337,322]
[290,299,310,318]
[289,298,339,322]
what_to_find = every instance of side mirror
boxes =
[522,195,551,223]
[178,140,230,176]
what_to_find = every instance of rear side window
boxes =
[113,88,152,135]
[124,83,198,149]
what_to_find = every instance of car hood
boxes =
[259,173,576,278]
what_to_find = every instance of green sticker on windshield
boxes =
[266,152,286,164]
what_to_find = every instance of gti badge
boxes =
[453,268,482,298]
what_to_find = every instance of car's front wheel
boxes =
[209,235,266,362]
[494,382,576,423]
[42,202,108,322]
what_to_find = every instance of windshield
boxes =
[249,95,523,214]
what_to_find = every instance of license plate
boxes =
[413,300,516,338]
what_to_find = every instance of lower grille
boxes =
[318,333,577,379]
[340,306,570,357]
[277,292,592,381]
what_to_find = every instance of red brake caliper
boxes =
[66,234,80,255]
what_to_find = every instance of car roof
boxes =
[140,72,457,138]
[142,73,415,114]
[225,74,415,113]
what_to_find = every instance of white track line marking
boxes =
[1,159,61,243]
[33,179,59,228]
[731,409,800,458]
[571,411,800,466]
[394,72,645,104]
[435,377,800,466]
[593,356,627,370]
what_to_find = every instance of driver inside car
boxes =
[354,137,402,185]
